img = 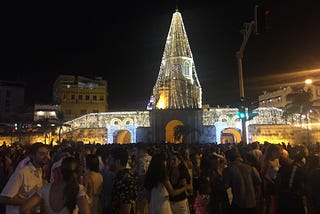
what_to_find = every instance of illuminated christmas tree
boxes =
[151,10,202,110]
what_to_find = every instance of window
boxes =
[99,96,104,101]
[93,95,97,101]
[78,95,83,100]
[172,64,181,72]
[71,95,75,100]
[85,95,90,100]
[183,61,190,76]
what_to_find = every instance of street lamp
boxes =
[305,79,313,85]
[236,21,255,144]
[236,5,267,143]
[304,79,312,146]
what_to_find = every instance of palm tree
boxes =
[33,110,70,144]
[51,111,71,144]
[283,89,319,124]
[54,111,65,144]
[34,118,55,144]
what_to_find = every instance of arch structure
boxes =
[221,128,242,144]
[64,111,150,144]
[165,120,184,144]
[62,107,296,144]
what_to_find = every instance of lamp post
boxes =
[305,79,313,85]
[236,21,255,143]
[306,113,310,146]
[305,79,312,145]
[236,5,265,143]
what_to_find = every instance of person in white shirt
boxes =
[20,156,90,214]
[0,142,49,214]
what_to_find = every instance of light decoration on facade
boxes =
[253,136,290,145]
[151,10,202,110]
[156,94,166,109]
[146,96,155,110]
[37,111,45,116]
[49,111,56,117]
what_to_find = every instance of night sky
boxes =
[1,0,320,110]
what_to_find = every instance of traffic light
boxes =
[248,106,259,120]
[254,5,266,35]
[237,107,246,119]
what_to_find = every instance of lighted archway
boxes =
[165,120,184,143]
[114,130,131,144]
[221,133,235,144]
[221,128,241,144]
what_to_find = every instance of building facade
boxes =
[0,81,25,122]
[52,75,108,121]
[259,83,320,109]
[3,10,319,146]
[34,104,61,121]
[259,87,294,108]
[59,10,302,145]
[56,10,318,145]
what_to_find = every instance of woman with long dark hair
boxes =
[20,157,90,214]
[144,151,192,214]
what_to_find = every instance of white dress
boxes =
[149,183,172,214]
[37,183,87,214]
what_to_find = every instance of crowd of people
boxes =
[0,140,320,214]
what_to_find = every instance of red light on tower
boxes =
[265,10,271,15]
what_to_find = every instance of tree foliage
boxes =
[283,89,319,123]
